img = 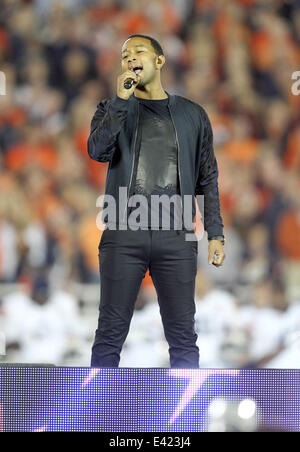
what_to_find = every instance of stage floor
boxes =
[0,368,299,432]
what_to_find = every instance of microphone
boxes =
[124,78,134,90]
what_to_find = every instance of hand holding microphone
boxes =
[117,70,141,100]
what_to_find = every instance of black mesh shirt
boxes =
[127,94,182,230]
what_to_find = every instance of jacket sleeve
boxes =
[195,106,224,239]
[87,95,129,162]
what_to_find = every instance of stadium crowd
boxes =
[0,0,299,367]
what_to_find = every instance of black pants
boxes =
[91,228,199,368]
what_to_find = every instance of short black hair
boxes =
[125,34,164,57]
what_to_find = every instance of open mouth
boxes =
[132,65,143,75]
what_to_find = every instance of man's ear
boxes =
[156,55,165,70]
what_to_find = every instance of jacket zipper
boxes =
[168,105,184,231]
[104,159,112,196]
[122,101,140,224]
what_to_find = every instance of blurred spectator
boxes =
[0,274,90,365]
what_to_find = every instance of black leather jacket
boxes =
[87,92,224,239]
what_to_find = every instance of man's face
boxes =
[121,37,162,86]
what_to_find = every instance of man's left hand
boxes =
[208,240,226,267]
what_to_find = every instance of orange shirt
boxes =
[223,138,259,164]
[5,143,58,173]
[276,210,300,260]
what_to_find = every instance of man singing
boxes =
[87,34,225,368]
